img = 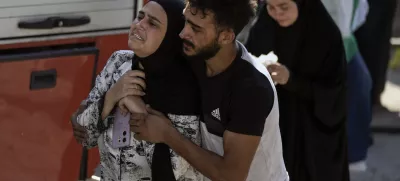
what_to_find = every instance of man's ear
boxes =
[218,28,236,45]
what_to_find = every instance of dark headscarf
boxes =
[132,0,200,115]
[132,0,200,180]
[246,1,348,181]
[134,0,185,78]
[246,0,306,63]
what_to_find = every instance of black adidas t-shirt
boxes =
[194,45,275,138]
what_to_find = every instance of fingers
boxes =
[113,72,147,101]
[129,78,146,90]
[124,88,145,97]
[130,123,145,141]
[268,64,283,83]
[122,77,146,90]
[73,129,86,137]
[267,63,283,72]
[70,109,88,144]
[70,111,80,125]
[74,132,86,142]
[73,128,87,144]
[72,116,84,128]
[125,70,146,79]
[123,83,144,92]
[130,114,146,126]
[118,101,129,116]
[70,112,78,122]
[271,74,283,84]
[131,124,142,132]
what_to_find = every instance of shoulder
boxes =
[113,50,134,58]
[225,47,276,136]
[102,50,134,73]
[109,50,134,65]
[229,46,275,109]
[231,45,275,94]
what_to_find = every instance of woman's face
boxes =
[128,1,168,57]
[266,0,298,27]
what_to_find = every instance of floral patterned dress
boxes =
[76,50,203,181]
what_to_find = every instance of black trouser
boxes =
[354,0,398,105]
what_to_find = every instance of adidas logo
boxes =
[211,108,221,121]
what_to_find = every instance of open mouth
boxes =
[183,41,194,49]
[133,33,143,41]
[183,43,192,51]
[130,31,144,41]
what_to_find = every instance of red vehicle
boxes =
[0,0,147,180]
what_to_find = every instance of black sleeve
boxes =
[227,84,274,136]
[283,36,347,127]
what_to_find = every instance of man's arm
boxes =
[135,83,274,181]
[164,84,273,181]
[164,128,261,181]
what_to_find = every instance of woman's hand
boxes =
[267,63,290,85]
[107,70,146,103]
[70,108,87,144]
[118,96,148,116]
[102,70,146,119]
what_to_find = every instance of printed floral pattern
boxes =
[76,50,203,181]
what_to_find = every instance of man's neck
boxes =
[205,42,238,77]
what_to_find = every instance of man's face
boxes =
[179,5,221,60]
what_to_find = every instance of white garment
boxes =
[352,0,369,32]
[321,0,354,37]
[321,0,369,37]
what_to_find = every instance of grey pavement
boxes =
[351,133,400,181]
[352,64,400,181]
[371,68,400,131]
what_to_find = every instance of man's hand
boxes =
[267,63,290,85]
[130,106,172,143]
[70,110,87,144]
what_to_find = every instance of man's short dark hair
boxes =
[186,0,255,36]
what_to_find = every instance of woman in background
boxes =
[245,0,349,180]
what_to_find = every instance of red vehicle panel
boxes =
[0,53,96,181]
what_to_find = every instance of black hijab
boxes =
[132,0,199,115]
[246,0,307,65]
[131,0,200,180]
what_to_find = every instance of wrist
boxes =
[101,92,116,120]
[105,90,116,106]
[163,125,179,145]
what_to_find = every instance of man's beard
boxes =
[182,38,221,62]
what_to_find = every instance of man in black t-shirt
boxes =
[132,0,288,180]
